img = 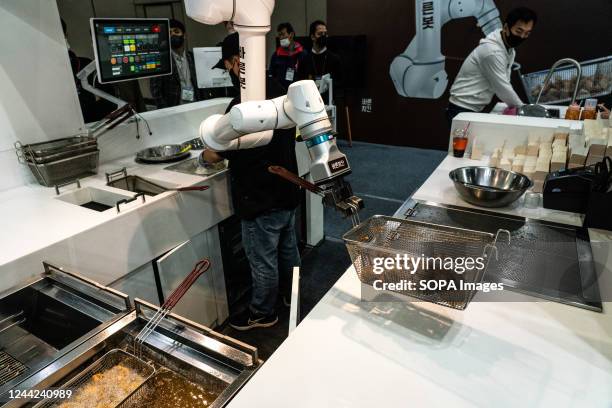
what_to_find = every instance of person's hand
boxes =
[597,104,610,119]
[200,149,223,165]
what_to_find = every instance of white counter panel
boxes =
[227,156,612,408]
[0,152,232,291]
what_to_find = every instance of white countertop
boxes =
[410,156,584,226]
[227,157,612,407]
[0,150,226,268]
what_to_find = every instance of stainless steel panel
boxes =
[0,263,131,401]
[402,202,602,312]
[10,304,260,407]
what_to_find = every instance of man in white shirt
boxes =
[446,7,537,127]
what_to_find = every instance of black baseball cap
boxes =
[212,32,239,70]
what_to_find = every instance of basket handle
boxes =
[483,229,511,261]
[535,58,582,105]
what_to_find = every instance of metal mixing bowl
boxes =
[136,144,191,163]
[449,166,533,208]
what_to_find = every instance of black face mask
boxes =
[316,34,328,48]
[170,35,184,49]
[504,30,525,48]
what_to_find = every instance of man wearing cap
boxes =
[204,33,301,331]
[150,19,202,108]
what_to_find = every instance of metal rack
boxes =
[520,55,612,104]
[14,137,99,187]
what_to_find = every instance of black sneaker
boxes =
[229,309,278,331]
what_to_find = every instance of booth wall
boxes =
[329,0,612,150]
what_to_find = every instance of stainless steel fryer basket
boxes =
[115,368,226,408]
[26,150,99,187]
[33,349,154,408]
[343,215,506,310]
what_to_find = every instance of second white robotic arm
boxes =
[390,0,502,98]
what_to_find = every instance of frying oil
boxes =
[137,371,220,407]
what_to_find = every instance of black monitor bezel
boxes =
[90,17,173,84]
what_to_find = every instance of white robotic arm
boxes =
[186,0,362,218]
[200,80,362,217]
[201,80,349,183]
[390,0,502,98]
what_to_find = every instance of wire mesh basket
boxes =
[25,150,99,187]
[33,349,154,408]
[520,56,612,104]
[343,216,504,310]
[116,369,224,408]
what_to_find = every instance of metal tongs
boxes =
[268,165,364,226]
[89,104,136,139]
[133,258,211,357]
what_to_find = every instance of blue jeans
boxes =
[241,209,301,316]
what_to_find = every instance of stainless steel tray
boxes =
[343,215,498,310]
[395,201,602,312]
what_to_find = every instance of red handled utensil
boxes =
[133,258,211,357]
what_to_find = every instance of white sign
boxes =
[193,47,233,89]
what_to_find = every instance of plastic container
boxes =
[565,103,581,120]
[452,128,468,158]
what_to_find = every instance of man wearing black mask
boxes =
[446,7,537,127]
[205,33,301,331]
[150,19,202,108]
[297,20,342,102]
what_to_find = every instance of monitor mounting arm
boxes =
[76,61,128,109]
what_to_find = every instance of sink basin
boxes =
[55,187,133,212]
[107,175,170,196]
[165,157,226,176]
